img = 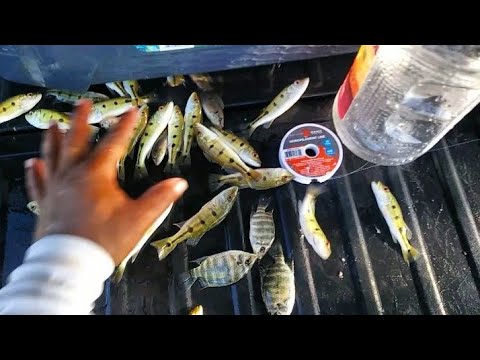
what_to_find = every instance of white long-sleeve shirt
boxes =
[0,235,114,315]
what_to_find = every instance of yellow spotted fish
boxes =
[209,127,261,167]
[89,97,141,124]
[0,93,42,124]
[195,123,262,181]
[118,104,149,181]
[46,90,109,104]
[208,168,294,192]
[245,78,310,137]
[165,105,184,173]
[371,181,420,263]
[298,183,331,260]
[181,92,202,166]
[151,186,239,261]
[135,102,174,179]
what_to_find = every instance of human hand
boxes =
[24,100,188,265]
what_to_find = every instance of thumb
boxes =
[134,177,188,223]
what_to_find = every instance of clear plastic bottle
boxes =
[332,45,480,165]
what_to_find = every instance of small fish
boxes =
[298,183,331,260]
[118,104,149,181]
[199,91,224,128]
[179,250,257,290]
[89,97,141,124]
[189,73,214,91]
[181,92,202,166]
[106,82,128,97]
[25,109,71,130]
[25,109,99,136]
[0,93,42,124]
[209,127,261,167]
[195,123,261,181]
[245,78,310,137]
[46,90,109,104]
[188,305,203,315]
[260,241,295,315]
[250,196,275,258]
[27,201,40,215]
[208,168,294,192]
[135,102,174,179]
[122,80,141,99]
[371,181,420,263]
[166,75,186,87]
[151,129,168,166]
[112,203,173,283]
[151,186,239,261]
[165,105,184,173]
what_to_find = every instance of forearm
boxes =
[0,235,114,315]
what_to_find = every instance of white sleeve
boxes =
[0,235,115,315]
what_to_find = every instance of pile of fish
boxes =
[11,69,421,315]
[12,72,307,315]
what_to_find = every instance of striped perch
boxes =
[179,250,257,290]
[249,196,275,259]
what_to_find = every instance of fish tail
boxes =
[208,173,225,192]
[257,195,271,211]
[403,243,421,263]
[150,237,175,261]
[177,270,196,291]
[306,182,328,198]
[112,258,128,283]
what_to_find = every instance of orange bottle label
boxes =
[336,45,378,119]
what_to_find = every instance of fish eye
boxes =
[384,187,388,191]
[27,93,33,97]
[227,195,233,201]
[281,176,288,180]
[245,259,251,265]
[295,80,300,84]
[259,246,266,253]
[254,154,258,157]
[276,303,282,307]
[159,106,164,109]
[165,243,172,247]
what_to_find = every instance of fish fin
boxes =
[130,248,144,263]
[178,270,196,291]
[403,243,421,263]
[246,168,262,181]
[190,256,208,265]
[173,221,186,229]
[112,258,128,283]
[405,225,413,240]
[297,199,303,211]
[150,237,174,260]
[186,235,203,247]
[262,119,276,129]
[390,231,399,244]
[197,278,209,290]
[208,173,225,192]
